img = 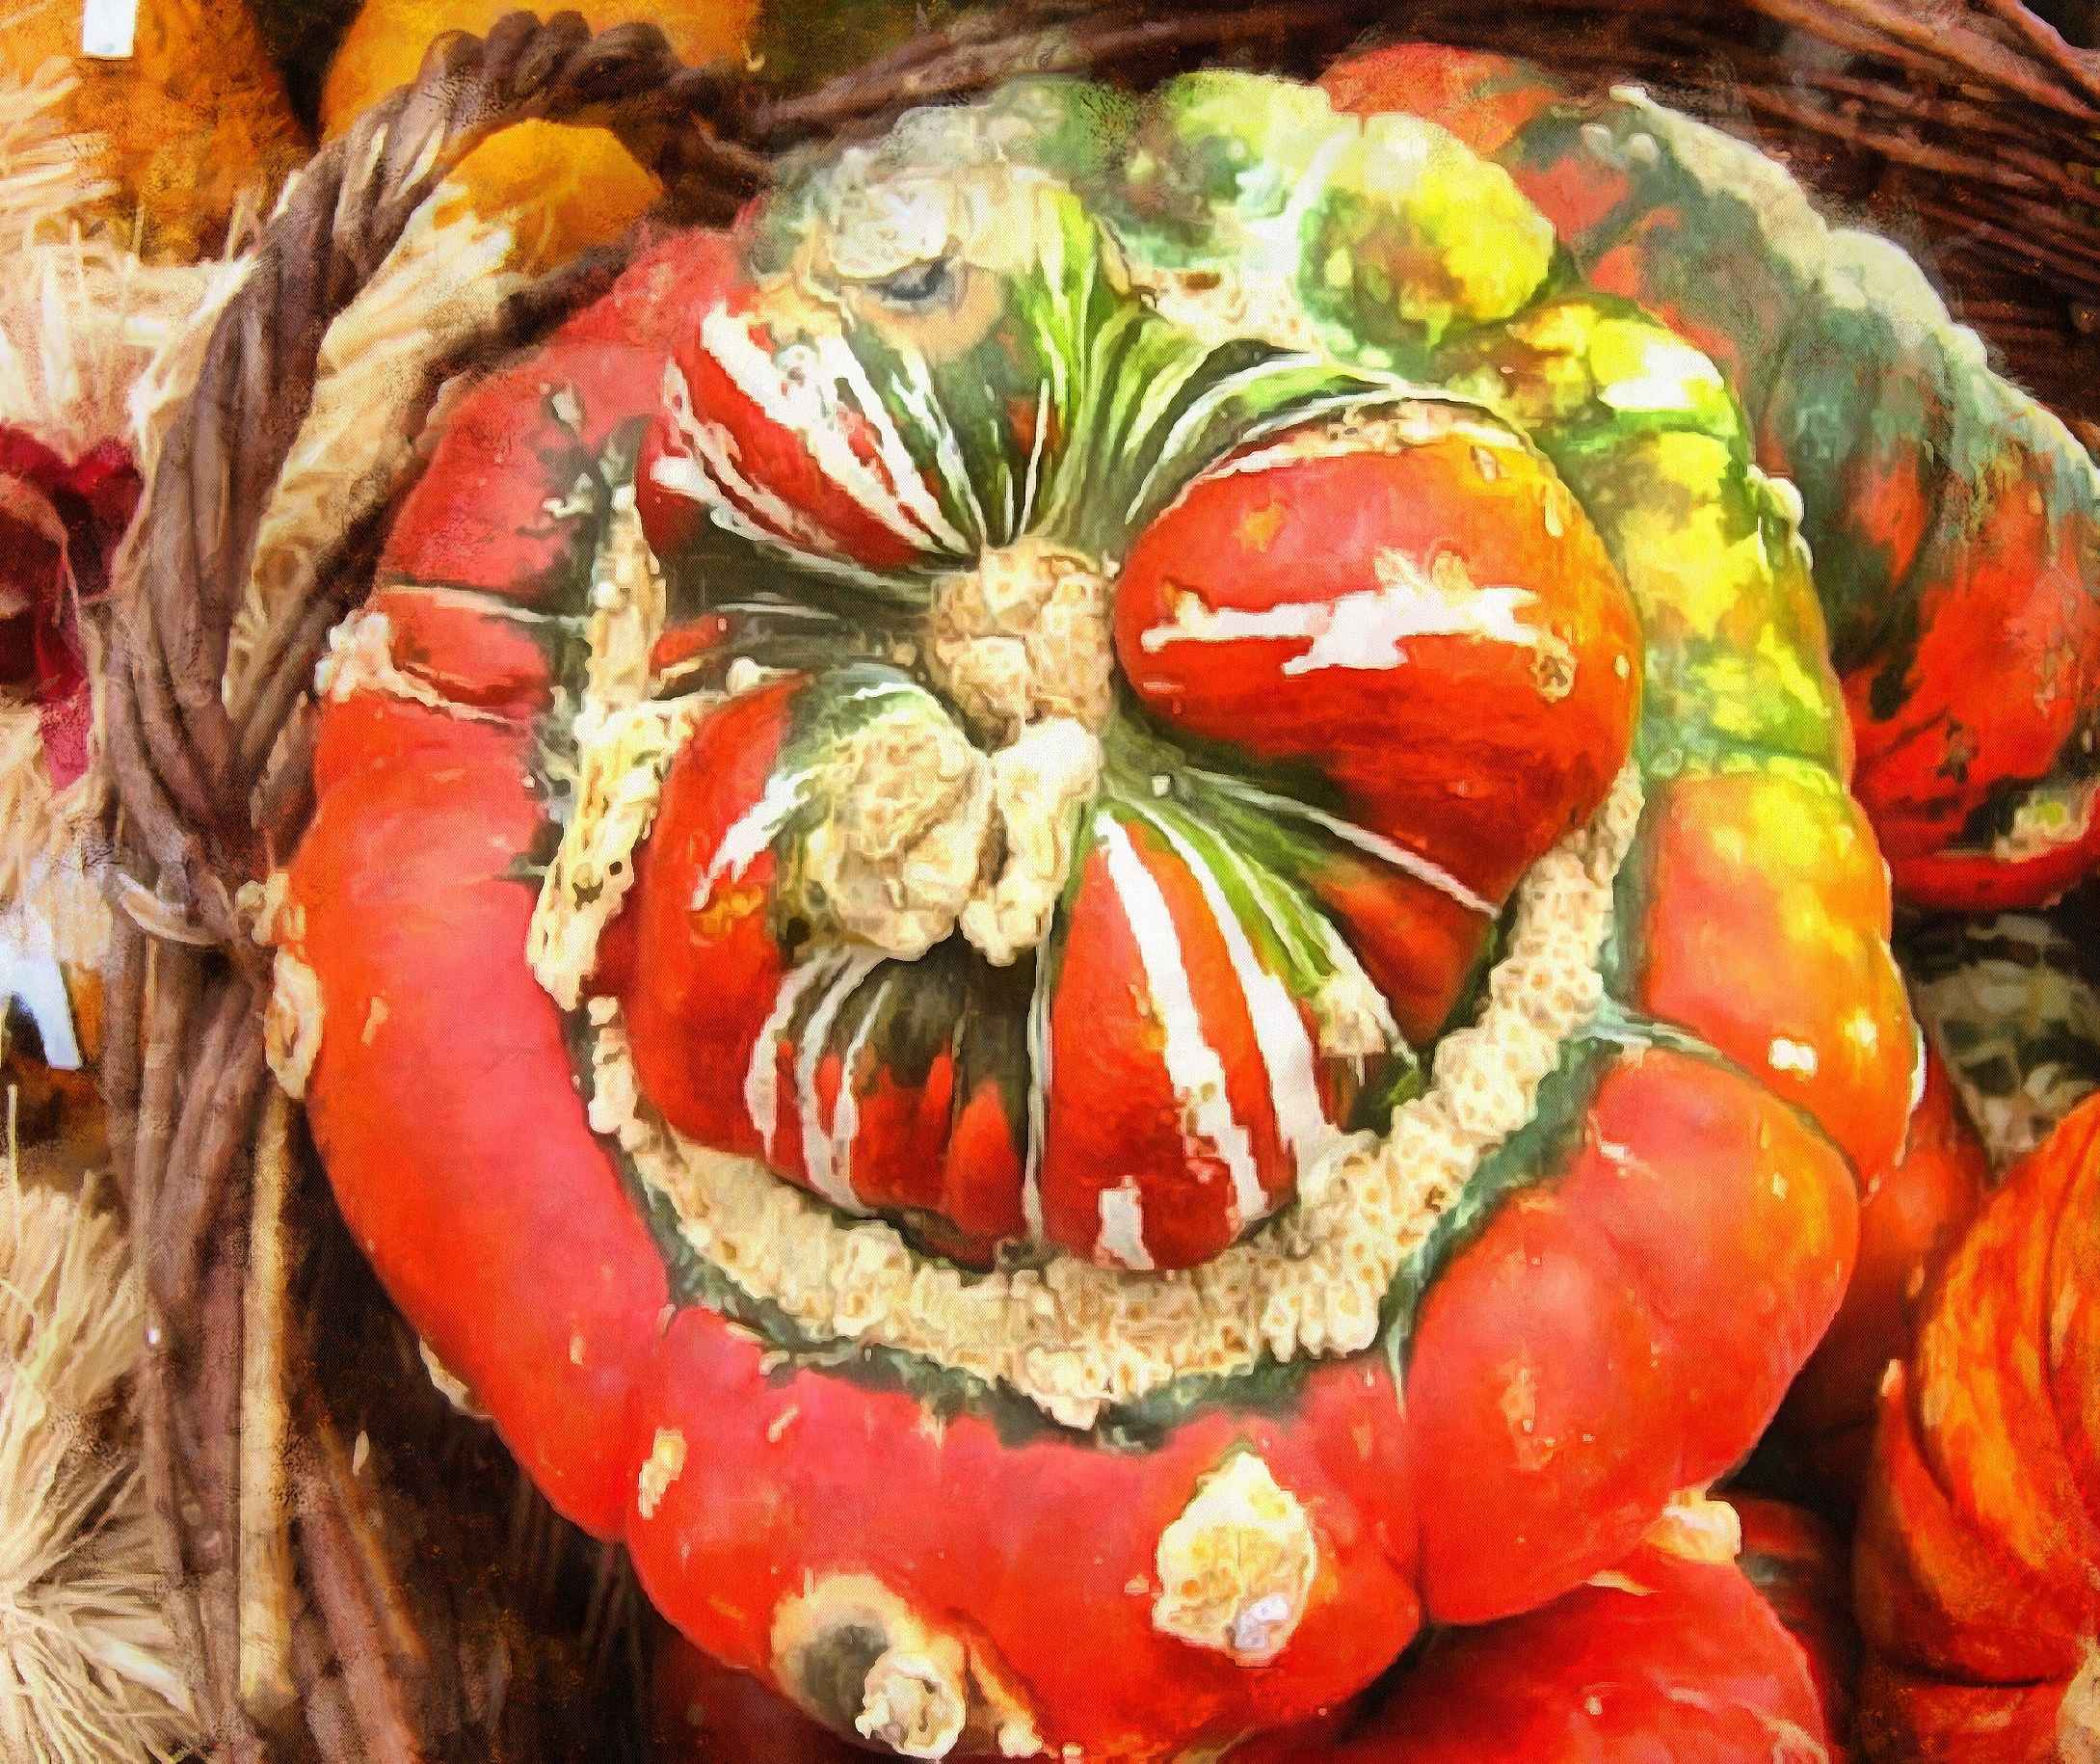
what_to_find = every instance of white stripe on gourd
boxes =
[1192,767,1494,918]
[659,361,836,554]
[1198,833,1397,1065]
[1094,815,1268,1234]
[1124,351,1323,524]
[1095,1179,1156,1272]
[1022,941,1054,1243]
[811,329,971,554]
[796,949,885,1214]
[1134,807,1339,1178]
[1018,380,1052,536]
[1139,550,1550,679]
[826,973,894,1215]
[889,347,990,549]
[693,768,811,911]
[747,952,842,1161]
[699,307,947,556]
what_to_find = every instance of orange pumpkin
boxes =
[0,0,306,259]
[1853,1091,2100,1760]
[318,0,756,269]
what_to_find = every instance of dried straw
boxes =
[0,1158,198,1763]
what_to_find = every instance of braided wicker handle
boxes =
[107,13,758,933]
[96,19,775,1757]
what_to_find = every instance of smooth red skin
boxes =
[1041,817,1313,1266]
[1629,767,1914,1183]
[1853,1096,2100,1759]
[1404,1046,1856,1623]
[1303,854,1481,1048]
[1775,1050,1987,1504]
[1115,429,1640,907]
[361,585,555,717]
[1848,476,2100,852]
[1317,42,1560,159]
[383,344,646,601]
[1232,1542,1834,1763]
[1894,812,2100,914]
[295,698,669,1535]
[298,231,1867,1757]
[615,682,796,1163]
[1730,1495,1861,1755]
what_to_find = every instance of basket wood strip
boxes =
[99,3,2100,1757]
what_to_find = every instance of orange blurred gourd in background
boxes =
[319,0,758,270]
[0,0,307,258]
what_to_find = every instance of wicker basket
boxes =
[100,3,2100,1757]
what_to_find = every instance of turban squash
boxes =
[1853,1090,2100,1761]
[269,62,2050,1758]
[653,1496,1841,1760]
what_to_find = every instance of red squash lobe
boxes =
[1115,414,1641,911]
[651,1531,1839,1763]
[1772,1047,1989,1506]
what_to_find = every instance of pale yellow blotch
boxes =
[1640,1486,1741,1565]
[1236,501,1286,552]
[417,1338,487,1421]
[1768,1037,1820,1078]
[1500,1358,1553,1473]
[1152,1454,1317,1667]
[1707,823,1750,869]
[637,1428,687,1520]
[263,949,323,1100]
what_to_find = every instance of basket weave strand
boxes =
[99,3,2100,1757]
